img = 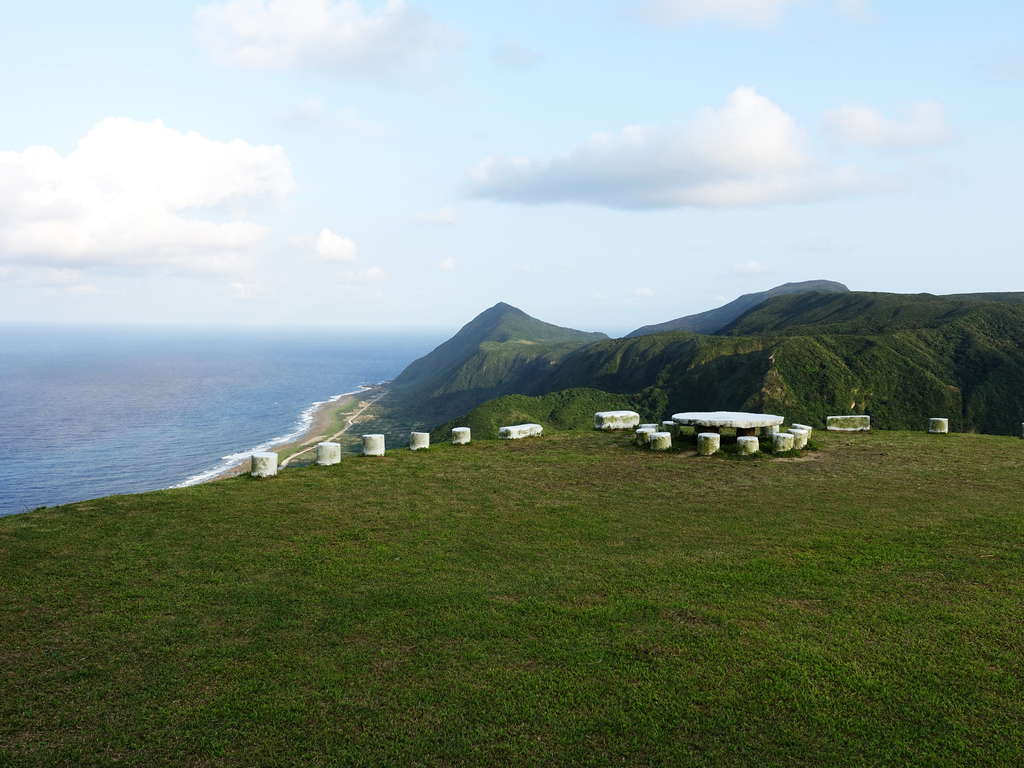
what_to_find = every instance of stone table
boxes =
[672,411,785,438]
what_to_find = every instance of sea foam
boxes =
[171,386,372,487]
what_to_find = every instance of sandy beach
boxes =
[208,384,387,482]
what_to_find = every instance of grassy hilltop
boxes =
[3,429,1023,766]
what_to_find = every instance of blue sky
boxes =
[1,0,1021,333]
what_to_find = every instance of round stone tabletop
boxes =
[671,411,784,429]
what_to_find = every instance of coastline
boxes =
[176,384,388,486]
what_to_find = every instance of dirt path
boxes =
[279,392,386,468]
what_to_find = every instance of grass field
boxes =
[2,430,1022,766]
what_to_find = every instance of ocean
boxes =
[0,326,443,516]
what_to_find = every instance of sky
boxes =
[1,0,1022,335]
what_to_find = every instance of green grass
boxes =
[2,431,1023,766]
[431,388,645,441]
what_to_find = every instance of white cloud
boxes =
[824,102,951,148]
[467,87,862,210]
[733,260,766,274]
[416,207,458,225]
[316,229,358,262]
[0,118,294,275]
[229,280,263,299]
[337,266,388,283]
[439,255,457,271]
[0,265,98,295]
[649,0,867,25]
[196,0,456,78]
[651,0,796,25]
[285,96,328,125]
[837,0,871,16]
[283,98,392,138]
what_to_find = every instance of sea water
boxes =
[0,326,443,516]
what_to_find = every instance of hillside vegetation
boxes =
[3,430,1023,766]
[721,290,1024,336]
[626,279,849,337]
[430,387,645,441]
[387,302,606,427]
[394,290,1024,438]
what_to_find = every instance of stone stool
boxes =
[790,428,809,450]
[697,432,721,456]
[928,418,949,434]
[760,424,779,438]
[452,427,471,445]
[773,432,795,453]
[251,452,278,478]
[594,411,640,431]
[635,427,656,446]
[315,442,341,466]
[362,434,385,456]
[662,420,680,438]
[736,436,759,455]
[827,415,870,432]
[649,432,672,451]
[410,432,430,450]
[500,424,543,440]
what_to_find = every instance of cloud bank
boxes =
[824,101,951,148]
[196,0,456,78]
[316,229,358,262]
[651,0,796,25]
[466,88,862,210]
[649,0,869,25]
[0,118,294,274]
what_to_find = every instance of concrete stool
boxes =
[315,442,342,466]
[772,432,795,453]
[499,424,543,440]
[760,424,779,438]
[736,436,759,455]
[594,411,640,431]
[362,434,385,456]
[827,415,870,432]
[790,428,809,450]
[649,432,672,451]
[452,427,471,445]
[662,420,680,438]
[251,452,278,478]
[635,427,656,446]
[791,423,813,436]
[410,432,430,450]
[928,418,949,434]
[697,432,721,456]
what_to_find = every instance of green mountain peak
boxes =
[388,303,607,425]
[627,280,850,338]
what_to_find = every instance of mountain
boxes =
[626,280,850,337]
[386,290,1024,438]
[387,302,606,426]
[721,290,1024,336]
[542,292,1024,434]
